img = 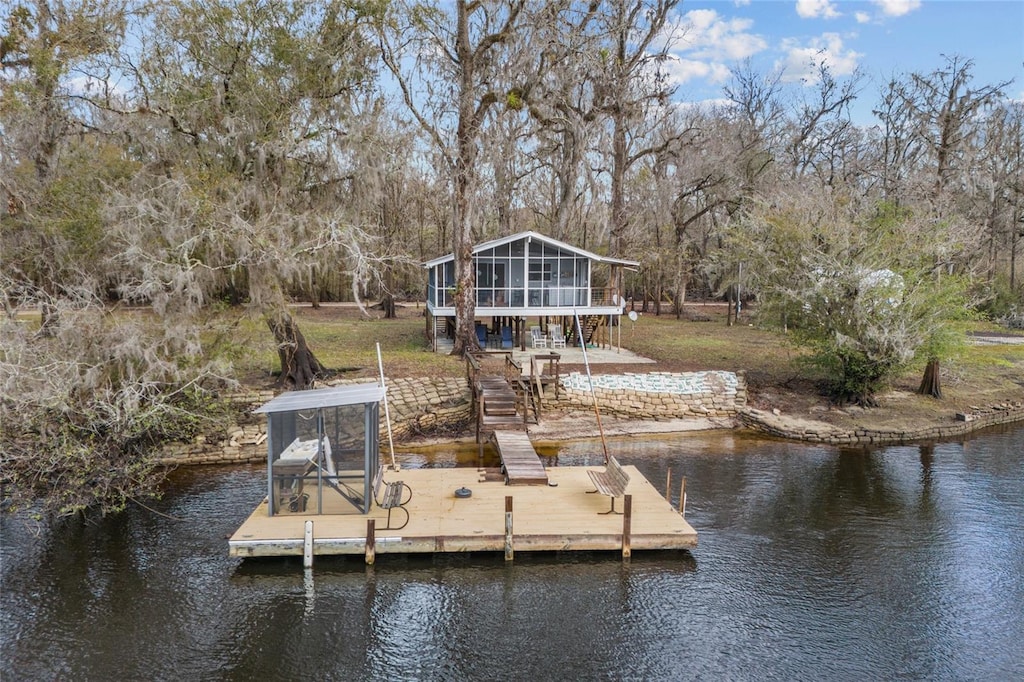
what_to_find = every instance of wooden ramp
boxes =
[492,430,548,485]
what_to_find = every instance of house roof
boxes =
[254,382,385,414]
[422,231,639,269]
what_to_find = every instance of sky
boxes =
[658,0,1024,123]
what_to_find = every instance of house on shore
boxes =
[423,231,639,351]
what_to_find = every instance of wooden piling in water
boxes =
[622,495,632,559]
[303,520,314,568]
[365,519,376,565]
[504,496,514,561]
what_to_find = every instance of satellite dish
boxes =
[628,311,638,322]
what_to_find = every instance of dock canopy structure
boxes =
[254,383,384,516]
[423,231,639,351]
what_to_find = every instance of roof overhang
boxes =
[422,231,639,269]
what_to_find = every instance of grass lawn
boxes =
[228,302,1023,431]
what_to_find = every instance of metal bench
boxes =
[587,455,630,514]
[373,465,412,530]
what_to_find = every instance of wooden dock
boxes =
[492,430,548,485]
[229,464,697,561]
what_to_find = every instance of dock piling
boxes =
[622,495,632,559]
[303,520,314,568]
[366,519,376,565]
[679,477,687,517]
[504,496,514,561]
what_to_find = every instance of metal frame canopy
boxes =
[255,383,385,516]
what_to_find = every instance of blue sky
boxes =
[660,0,1024,122]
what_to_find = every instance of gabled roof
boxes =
[422,231,639,269]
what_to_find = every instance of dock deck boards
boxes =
[492,430,548,485]
[229,465,697,559]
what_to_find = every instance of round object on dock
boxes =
[455,487,473,498]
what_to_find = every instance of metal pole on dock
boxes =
[573,310,610,464]
[376,343,397,470]
[679,477,687,517]
[665,469,672,501]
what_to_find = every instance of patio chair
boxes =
[549,324,566,349]
[530,326,548,348]
[501,326,513,349]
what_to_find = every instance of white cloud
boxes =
[661,55,733,86]
[854,11,872,23]
[777,33,862,83]
[666,9,768,61]
[657,9,768,90]
[796,0,842,20]
[871,0,922,17]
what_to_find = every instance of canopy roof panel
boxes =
[254,382,384,414]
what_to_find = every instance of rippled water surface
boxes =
[3,425,1023,680]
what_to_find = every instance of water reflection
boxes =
[3,426,1023,680]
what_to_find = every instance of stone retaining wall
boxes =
[551,370,747,418]
[741,401,1024,446]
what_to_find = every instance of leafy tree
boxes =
[732,199,971,406]
[1,0,130,330]
[116,0,388,388]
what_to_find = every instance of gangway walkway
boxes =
[491,430,548,485]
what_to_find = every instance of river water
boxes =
[2,425,1023,681]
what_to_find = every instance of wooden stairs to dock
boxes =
[467,352,539,442]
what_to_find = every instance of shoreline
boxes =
[395,403,1024,451]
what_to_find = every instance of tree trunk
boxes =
[381,292,397,319]
[917,357,943,399]
[449,1,482,358]
[267,310,327,389]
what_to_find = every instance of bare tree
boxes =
[379,0,546,355]
[594,0,679,258]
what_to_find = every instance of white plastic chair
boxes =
[549,324,566,349]
[530,326,548,348]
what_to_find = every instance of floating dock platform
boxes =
[229,464,696,562]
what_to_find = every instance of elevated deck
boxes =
[229,465,696,560]
[492,430,548,485]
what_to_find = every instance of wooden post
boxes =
[679,477,687,517]
[365,519,376,565]
[622,495,632,559]
[504,496,514,561]
[303,520,314,568]
[665,468,672,501]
